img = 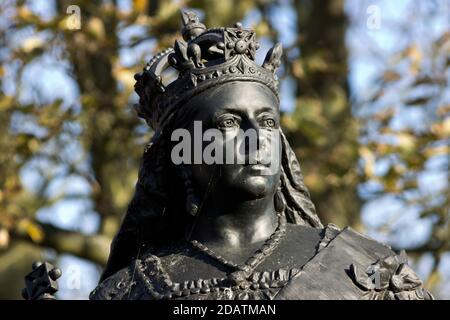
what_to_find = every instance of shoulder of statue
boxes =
[90,251,173,300]
[315,223,342,251]
[276,225,433,300]
[89,263,134,300]
[341,227,434,300]
[320,226,434,300]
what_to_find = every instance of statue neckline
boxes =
[189,212,287,287]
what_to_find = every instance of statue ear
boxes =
[262,43,283,73]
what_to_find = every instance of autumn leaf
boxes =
[382,70,401,82]
[20,36,44,53]
[133,0,149,12]
[17,219,44,243]
[0,228,9,249]
[359,146,376,178]
[87,17,106,40]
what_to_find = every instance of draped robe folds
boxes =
[90,224,433,300]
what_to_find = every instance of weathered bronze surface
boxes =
[24,11,432,300]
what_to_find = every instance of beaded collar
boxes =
[134,255,301,300]
[190,213,287,287]
[133,213,296,300]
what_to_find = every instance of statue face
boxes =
[183,81,281,201]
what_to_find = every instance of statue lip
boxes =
[244,163,272,174]
[247,163,268,169]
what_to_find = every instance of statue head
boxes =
[101,11,322,281]
[183,80,281,204]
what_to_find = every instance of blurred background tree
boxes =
[0,0,448,299]
[348,0,450,294]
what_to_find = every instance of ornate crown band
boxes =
[134,11,283,131]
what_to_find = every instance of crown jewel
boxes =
[134,11,283,131]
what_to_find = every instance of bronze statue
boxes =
[24,11,433,300]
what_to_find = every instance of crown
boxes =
[134,10,283,131]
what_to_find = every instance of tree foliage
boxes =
[359,33,450,291]
[0,0,447,298]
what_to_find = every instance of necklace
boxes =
[190,213,287,287]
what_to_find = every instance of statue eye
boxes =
[263,118,276,128]
[218,118,239,128]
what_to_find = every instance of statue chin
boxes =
[233,175,276,200]
[210,163,279,201]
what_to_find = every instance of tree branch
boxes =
[13,222,112,266]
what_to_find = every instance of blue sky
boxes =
[7,0,450,298]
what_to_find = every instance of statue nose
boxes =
[240,119,261,153]
[242,117,258,130]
